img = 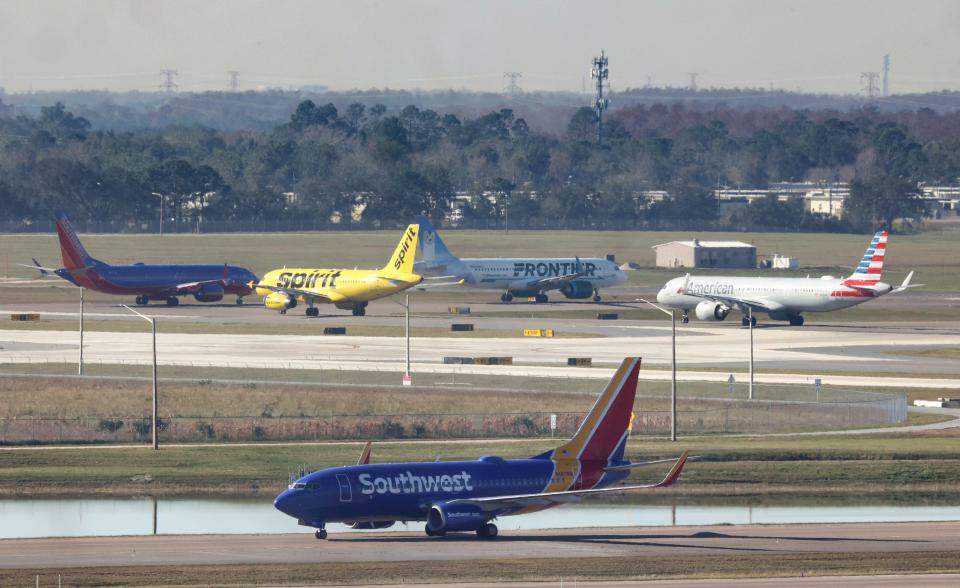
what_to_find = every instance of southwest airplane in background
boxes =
[274,357,689,539]
[29,213,257,306]
[254,224,423,316]
[414,215,626,303]
[656,230,919,326]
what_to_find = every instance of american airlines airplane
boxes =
[656,231,918,326]
[413,215,627,303]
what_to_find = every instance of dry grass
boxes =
[4,552,959,586]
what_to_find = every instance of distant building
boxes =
[920,184,960,217]
[714,182,849,219]
[653,239,756,269]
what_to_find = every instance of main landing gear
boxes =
[425,525,445,537]
[741,315,757,327]
[788,314,805,326]
[351,302,368,317]
[534,293,548,304]
[165,296,179,307]
[135,295,149,306]
[305,307,319,317]
[235,297,244,305]
[500,292,514,303]
[476,522,498,539]
[314,528,327,540]
[593,288,602,303]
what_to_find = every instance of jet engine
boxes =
[426,502,487,533]
[695,300,730,321]
[193,283,225,303]
[349,521,395,530]
[560,280,593,299]
[264,291,297,312]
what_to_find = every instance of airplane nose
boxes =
[656,289,667,304]
[274,489,298,517]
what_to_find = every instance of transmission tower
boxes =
[687,72,699,91]
[861,72,880,99]
[503,72,523,97]
[591,50,610,145]
[882,55,890,97]
[159,69,179,94]
[228,70,240,92]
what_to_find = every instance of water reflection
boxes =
[2,498,960,539]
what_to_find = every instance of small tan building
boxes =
[653,239,756,269]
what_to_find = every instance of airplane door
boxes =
[336,474,352,502]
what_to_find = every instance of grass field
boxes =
[2,226,957,291]
[2,432,959,497]
[5,552,960,587]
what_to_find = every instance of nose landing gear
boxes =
[681,309,690,324]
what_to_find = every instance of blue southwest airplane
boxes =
[26,213,258,306]
[274,357,689,539]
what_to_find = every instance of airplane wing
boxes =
[444,450,688,513]
[251,281,341,304]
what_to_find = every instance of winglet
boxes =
[893,271,923,292]
[654,450,689,488]
[679,273,691,294]
[357,441,372,465]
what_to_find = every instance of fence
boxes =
[0,385,907,445]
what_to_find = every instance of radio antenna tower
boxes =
[882,55,890,97]
[591,50,609,145]
[159,69,179,94]
[228,70,240,92]
[687,72,699,91]
[503,72,523,97]
[861,72,880,99]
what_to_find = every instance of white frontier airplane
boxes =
[656,231,919,326]
[414,215,626,303]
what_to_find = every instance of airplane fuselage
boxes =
[58,261,256,298]
[275,457,627,526]
[657,275,892,320]
[256,268,422,305]
[421,257,626,294]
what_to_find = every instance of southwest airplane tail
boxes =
[274,357,689,540]
[55,212,99,270]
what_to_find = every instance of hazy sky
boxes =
[1,0,959,95]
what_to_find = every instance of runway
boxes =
[1,521,957,569]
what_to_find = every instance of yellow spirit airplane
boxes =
[253,224,422,317]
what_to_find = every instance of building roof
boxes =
[653,240,755,249]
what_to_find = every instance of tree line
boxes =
[1,96,956,233]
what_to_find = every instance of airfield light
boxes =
[638,298,678,441]
[122,305,160,450]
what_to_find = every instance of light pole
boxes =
[748,307,754,400]
[404,292,411,385]
[122,305,159,450]
[78,287,84,375]
[151,192,164,237]
[389,294,413,386]
[639,298,678,441]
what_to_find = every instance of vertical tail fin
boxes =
[54,212,95,270]
[414,214,458,264]
[844,230,888,285]
[554,357,641,463]
[382,223,420,275]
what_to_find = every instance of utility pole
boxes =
[159,69,178,94]
[228,70,240,93]
[861,72,880,99]
[78,287,84,375]
[503,72,522,97]
[122,305,159,450]
[882,54,890,97]
[687,72,699,91]
[591,50,610,145]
